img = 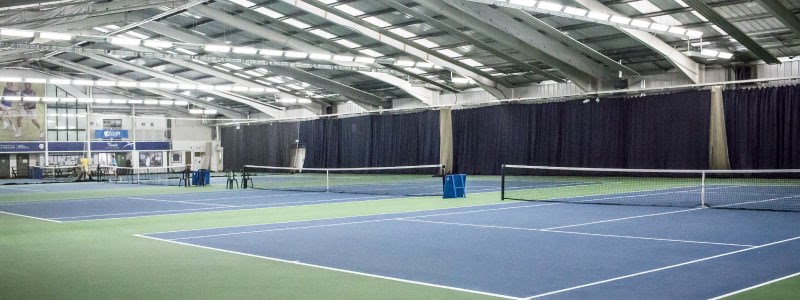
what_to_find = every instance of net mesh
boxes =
[243,165,445,197]
[502,165,800,212]
[99,165,189,186]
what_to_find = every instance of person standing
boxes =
[1,82,20,137]
[77,155,92,181]
[17,83,43,139]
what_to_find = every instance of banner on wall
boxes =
[0,142,45,152]
[95,130,129,139]
[0,81,45,141]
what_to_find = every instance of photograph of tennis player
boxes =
[0,81,45,141]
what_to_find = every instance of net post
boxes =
[326,170,330,192]
[701,171,706,208]
[501,164,506,201]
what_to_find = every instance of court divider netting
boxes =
[501,165,800,212]
[98,165,190,186]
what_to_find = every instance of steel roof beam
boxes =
[681,0,779,64]
[0,0,187,27]
[188,4,437,105]
[271,0,511,99]
[573,0,703,84]
[755,0,800,42]
[44,56,247,119]
[374,0,563,83]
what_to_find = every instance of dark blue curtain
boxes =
[452,90,711,174]
[299,110,440,168]
[220,122,300,171]
[724,85,800,169]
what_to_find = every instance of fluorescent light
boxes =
[650,23,669,32]
[49,78,71,85]
[189,109,204,114]
[297,98,312,104]
[41,97,59,103]
[1,95,20,101]
[416,62,434,68]
[117,81,137,87]
[174,100,188,106]
[232,47,259,54]
[355,57,375,63]
[260,49,284,56]
[668,27,687,35]
[95,80,116,86]
[228,0,255,7]
[111,99,128,104]
[263,88,279,93]
[587,11,610,21]
[22,96,39,102]
[204,109,217,114]
[127,99,144,104]
[139,82,158,88]
[359,49,384,57]
[159,100,173,105]
[310,29,337,39]
[59,97,76,102]
[717,52,734,59]
[395,60,416,67]
[283,18,311,29]
[336,39,361,48]
[254,7,284,18]
[610,16,631,25]
[438,49,462,58]
[175,48,198,55]
[415,39,439,49]
[94,98,111,104]
[232,86,250,92]
[143,40,173,48]
[388,28,416,39]
[509,0,534,5]
[24,78,47,83]
[77,98,93,103]
[332,55,354,62]
[109,37,141,45]
[686,30,703,38]
[197,85,214,90]
[143,100,159,105]
[277,98,296,103]
[159,83,178,90]
[537,2,563,12]
[284,51,308,58]
[363,16,391,28]
[221,63,243,70]
[38,31,73,40]
[701,49,719,57]
[630,19,651,28]
[204,45,231,52]
[452,77,472,84]
[1,29,34,37]
[72,80,94,85]
[563,6,587,16]
[309,53,332,60]
[178,84,197,90]
[214,85,232,91]
[0,77,21,82]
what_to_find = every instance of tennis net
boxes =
[501,165,800,212]
[242,164,445,196]
[31,166,79,182]
[99,165,189,186]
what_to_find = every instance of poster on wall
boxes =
[139,151,163,167]
[0,81,45,141]
[171,151,183,164]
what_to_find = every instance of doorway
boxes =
[16,154,29,178]
[0,154,9,178]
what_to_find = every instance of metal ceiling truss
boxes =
[277,0,513,99]
[680,0,780,64]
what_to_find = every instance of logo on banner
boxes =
[95,130,129,139]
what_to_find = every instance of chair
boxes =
[226,171,239,189]
[241,169,253,189]
[10,167,17,179]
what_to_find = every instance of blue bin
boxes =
[31,167,43,179]
[194,169,210,186]
[191,171,199,186]
[443,174,466,198]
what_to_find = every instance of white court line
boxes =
[134,234,520,300]
[398,218,751,247]
[523,236,800,299]
[126,197,238,208]
[0,186,45,192]
[0,210,63,223]
[543,208,704,230]
[171,219,394,240]
[177,191,331,202]
[140,201,523,236]
[714,194,800,209]
[55,195,390,221]
[709,271,800,300]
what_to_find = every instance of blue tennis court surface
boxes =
[142,202,800,299]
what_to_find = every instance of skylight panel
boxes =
[358,49,384,57]
[335,4,364,16]
[364,16,391,28]
[176,48,198,55]
[389,28,416,38]
[438,49,462,58]
[126,31,150,39]
[415,39,439,49]
[283,18,311,29]
[405,68,426,75]
[222,63,243,70]
[255,7,284,19]
[627,1,660,14]
[228,0,256,7]
[460,58,483,67]
[244,70,263,77]
[336,39,361,48]
[650,15,683,26]
[310,29,337,39]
